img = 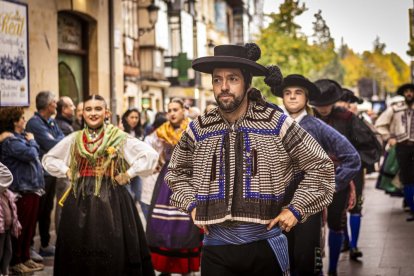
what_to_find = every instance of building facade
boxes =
[4,0,263,119]
[2,0,124,122]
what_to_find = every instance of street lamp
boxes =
[139,2,159,36]
[206,39,215,49]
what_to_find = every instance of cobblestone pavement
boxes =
[29,174,413,276]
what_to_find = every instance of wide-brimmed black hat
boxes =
[310,79,344,106]
[396,83,414,96]
[192,43,268,76]
[341,88,363,104]
[272,74,320,101]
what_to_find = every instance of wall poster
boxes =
[0,0,29,106]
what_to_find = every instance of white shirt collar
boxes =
[291,109,307,123]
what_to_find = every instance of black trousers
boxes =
[396,143,414,185]
[286,212,322,276]
[327,186,349,232]
[39,175,57,247]
[349,169,365,215]
[201,239,283,276]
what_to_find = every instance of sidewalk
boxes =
[32,175,413,275]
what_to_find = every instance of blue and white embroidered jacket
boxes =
[166,100,335,225]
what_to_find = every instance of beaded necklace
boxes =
[83,126,105,153]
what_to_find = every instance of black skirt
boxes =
[54,177,155,276]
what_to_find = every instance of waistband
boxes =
[203,223,289,275]
[79,168,111,177]
[398,140,414,146]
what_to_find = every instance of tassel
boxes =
[58,185,72,207]
[248,88,266,106]
[111,160,115,180]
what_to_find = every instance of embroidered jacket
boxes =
[375,101,414,143]
[166,100,335,225]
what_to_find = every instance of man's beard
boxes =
[215,92,245,113]
[405,97,414,105]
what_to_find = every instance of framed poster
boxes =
[0,0,29,106]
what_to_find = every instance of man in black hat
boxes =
[311,79,382,271]
[335,87,377,256]
[275,74,360,276]
[375,83,414,221]
[165,44,335,275]
[336,88,363,115]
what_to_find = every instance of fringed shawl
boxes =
[156,118,189,146]
[68,124,129,196]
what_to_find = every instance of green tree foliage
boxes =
[340,45,366,87]
[254,0,409,101]
[254,1,338,102]
[340,37,410,94]
[269,0,307,38]
[361,50,410,94]
[308,10,344,82]
[312,10,333,47]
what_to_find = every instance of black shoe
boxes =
[341,238,350,252]
[328,271,337,276]
[388,190,404,197]
[406,213,414,221]
[350,247,363,261]
[403,199,411,212]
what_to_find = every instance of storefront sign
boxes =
[0,0,29,106]
[58,13,83,51]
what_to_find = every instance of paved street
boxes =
[30,174,413,276]
[324,174,414,276]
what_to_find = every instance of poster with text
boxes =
[0,0,29,106]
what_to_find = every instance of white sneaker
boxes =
[39,245,55,256]
[10,262,34,273]
[24,259,44,271]
[30,247,44,262]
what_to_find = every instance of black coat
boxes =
[55,114,74,136]
[314,106,382,167]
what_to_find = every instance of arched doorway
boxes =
[57,12,89,104]
[58,61,80,103]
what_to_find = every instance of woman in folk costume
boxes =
[146,98,201,276]
[42,94,159,276]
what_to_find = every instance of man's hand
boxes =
[267,208,298,232]
[66,169,72,181]
[347,181,356,210]
[115,172,131,185]
[0,131,13,142]
[388,138,397,147]
[25,132,34,141]
[191,208,209,234]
